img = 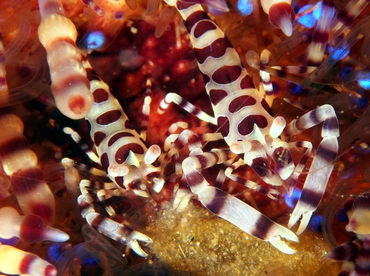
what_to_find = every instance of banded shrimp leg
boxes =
[66,60,166,257]
[285,105,339,234]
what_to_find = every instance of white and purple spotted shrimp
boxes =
[73,60,165,257]
[159,0,339,253]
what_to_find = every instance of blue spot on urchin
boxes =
[328,45,350,61]
[297,4,317,28]
[287,82,306,96]
[335,207,349,222]
[340,67,352,79]
[358,96,367,108]
[81,256,99,267]
[358,78,370,89]
[236,0,253,16]
[312,1,323,20]
[309,215,322,233]
[48,244,65,262]
[85,31,105,51]
[284,187,301,208]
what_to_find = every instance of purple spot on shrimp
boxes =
[209,89,228,106]
[93,88,109,103]
[93,131,106,147]
[217,116,230,137]
[228,95,256,113]
[261,99,273,115]
[212,65,241,84]
[177,1,195,10]
[194,37,232,63]
[202,73,210,84]
[115,143,144,164]
[184,11,210,32]
[238,115,268,135]
[193,20,217,39]
[96,110,122,125]
[107,132,135,147]
[115,176,124,188]
[100,152,109,171]
[240,74,254,89]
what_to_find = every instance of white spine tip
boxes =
[45,228,70,242]
[267,2,295,37]
[277,16,293,36]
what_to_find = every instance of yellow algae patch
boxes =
[145,202,341,275]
